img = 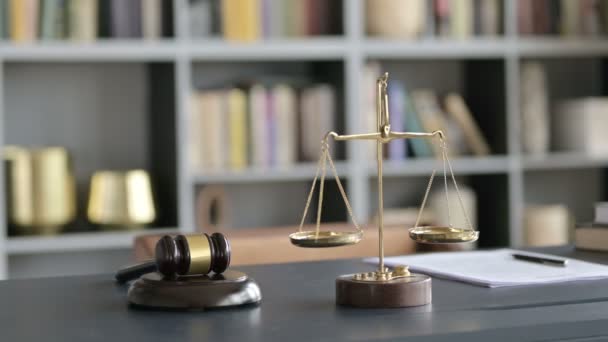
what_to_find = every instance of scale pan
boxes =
[289,230,363,248]
[408,226,479,244]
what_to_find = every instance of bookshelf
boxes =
[0,0,607,278]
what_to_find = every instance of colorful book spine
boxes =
[273,84,297,167]
[227,88,248,170]
[142,0,163,39]
[266,90,276,167]
[403,86,433,158]
[249,84,268,168]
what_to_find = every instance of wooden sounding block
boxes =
[127,270,262,310]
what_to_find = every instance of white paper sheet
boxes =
[365,249,608,288]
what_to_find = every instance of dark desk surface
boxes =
[3,246,608,342]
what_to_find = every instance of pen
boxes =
[512,253,568,267]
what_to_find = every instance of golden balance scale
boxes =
[289,73,479,308]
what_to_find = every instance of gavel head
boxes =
[155,233,231,278]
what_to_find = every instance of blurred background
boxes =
[1,0,607,279]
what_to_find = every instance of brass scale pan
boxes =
[289,226,478,248]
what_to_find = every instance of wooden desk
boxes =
[2,246,608,341]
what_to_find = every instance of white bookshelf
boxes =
[0,0,607,278]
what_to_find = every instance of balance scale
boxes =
[289,73,479,308]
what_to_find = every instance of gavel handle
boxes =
[115,260,157,284]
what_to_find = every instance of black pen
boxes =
[512,253,568,267]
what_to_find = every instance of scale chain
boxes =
[445,148,475,232]
[298,145,325,232]
[414,137,474,232]
[315,148,328,237]
[441,142,452,228]
[326,148,361,232]
[415,169,436,229]
[298,142,362,235]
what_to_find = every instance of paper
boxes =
[365,249,608,288]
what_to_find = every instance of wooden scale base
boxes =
[336,272,431,308]
[127,270,262,310]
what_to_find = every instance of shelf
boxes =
[372,156,510,177]
[0,40,178,61]
[0,38,606,62]
[363,38,510,59]
[523,152,608,171]
[191,161,349,184]
[6,228,179,255]
[188,37,348,61]
[517,38,608,58]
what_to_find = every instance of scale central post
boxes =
[332,73,444,279]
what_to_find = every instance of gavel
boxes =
[115,233,231,283]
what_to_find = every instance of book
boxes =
[130,0,143,38]
[40,0,67,40]
[206,90,226,170]
[520,62,549,155]
[293,0,307,36]
[595,203,608,224]
[267,0,284,37]
[444,93,490,156]
[266,89,276,167]
[10,0,26,42]
[272,84,297,167]
[142,0,162,39]
[575,223,608,251]
[227,88,248,170]
[387,81,407,161]
[69,0,98,41]
[517,0,533,35]
[435,0,451,37]
[451,0,473,39]
[249,84,268,168]
[367,0,426,38]
[25,0,39,41]
[403,86,433,158]
[283,0,298,37]
[222,0,260,41]
[531,0,550,34]
[189,92,206,172]
[300,84,336,161]
[111,0,133,38]
[479,0,500,35]
[560,0,580,35]
[411,89,449,157]
[581,0,601,36]
[190,0,212,38]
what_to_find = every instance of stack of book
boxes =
[363,63,491,161]
[189,0,342,41]
[366,0,502,39]
[190,83,336,173]
[519,0,608,36]
[1,0,169,42]
[575,203,608,251]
